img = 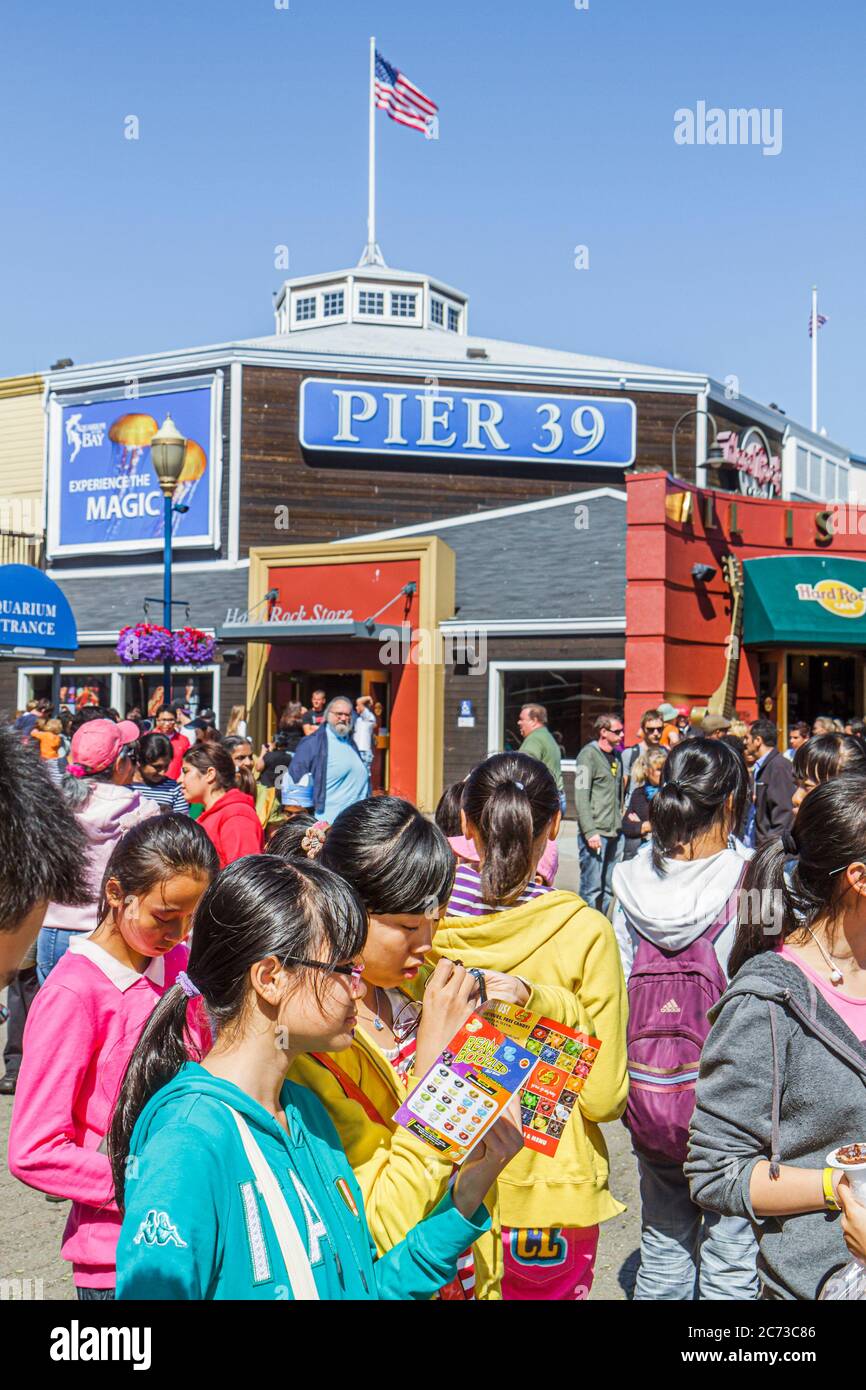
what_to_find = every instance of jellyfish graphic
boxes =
[172,438,207,536]
[106,413,158,541]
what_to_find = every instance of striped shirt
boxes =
[446,863,551,917]
[136,777,189,815]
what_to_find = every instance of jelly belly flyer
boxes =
[392,1013,537,1165]
[481,1002,602,1156]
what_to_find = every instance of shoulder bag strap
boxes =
[222,1104,320,1302]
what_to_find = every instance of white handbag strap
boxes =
[223,1104,320,1301]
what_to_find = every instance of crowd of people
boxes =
[3,691,866,1302]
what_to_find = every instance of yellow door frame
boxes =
[245,536,456,812]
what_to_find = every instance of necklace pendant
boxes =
[373,1015,384,1031]
[830,967,845,986]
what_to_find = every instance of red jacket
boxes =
[167,731,190,780]
[197,789,264,868]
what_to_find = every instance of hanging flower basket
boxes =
[116,623,173,665]
[172,626,215,665]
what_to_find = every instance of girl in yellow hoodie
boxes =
[436,752,629,1300]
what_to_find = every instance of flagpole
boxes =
[811,284,818,432]
[368,36,376,258]
[360,37,383,266]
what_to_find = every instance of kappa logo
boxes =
[660,998,682,1015]
[132,1209,188,1248]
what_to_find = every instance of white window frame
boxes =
[357,288,385,317]
[322,289,345,319]
[430,297,444,327]
[486,658,626,766]
[390,290,418,320]
[17,663,221,716]
[294,294,317,324]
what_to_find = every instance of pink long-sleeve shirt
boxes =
[7,934,206,1288]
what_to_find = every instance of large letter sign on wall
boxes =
[299,379,637,468]
[47,381,220,558]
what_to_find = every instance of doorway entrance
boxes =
[269,666,391,792]
[786,652,863,729]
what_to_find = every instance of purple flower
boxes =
[116,624,173,665]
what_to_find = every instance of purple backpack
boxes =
[624,876,743,1164]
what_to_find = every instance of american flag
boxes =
[375,51,439,137]
[808,311,828,338]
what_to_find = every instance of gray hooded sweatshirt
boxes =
[686,950,866,1301]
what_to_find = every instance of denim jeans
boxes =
[76,1287,116,1300]
[36,928,78,986]
[578,833,622,916]
[633,1151,759,1301]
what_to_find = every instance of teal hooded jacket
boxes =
[116,1062,489,1300]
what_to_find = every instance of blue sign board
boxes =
[48,381,219,558]
[0,565,78,655]
[299,379,637,469]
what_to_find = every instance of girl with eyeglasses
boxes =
[272,797,528,1300]
[687,775,866,1300]
[111,853,522,1300]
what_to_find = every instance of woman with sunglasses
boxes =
[273,798,541,1299]
[111,854,522,1300]
[687,776,866,1299]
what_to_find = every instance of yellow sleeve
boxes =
[569,910,629,1125]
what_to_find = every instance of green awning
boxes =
[743,555,866,647]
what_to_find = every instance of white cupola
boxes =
[273,262,468,338]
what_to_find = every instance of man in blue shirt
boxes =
[282,696,368,821]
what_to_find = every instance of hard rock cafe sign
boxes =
[716,427,782,498]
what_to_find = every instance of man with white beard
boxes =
[282,695,368,822]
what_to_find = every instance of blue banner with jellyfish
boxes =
[52,383,216,557]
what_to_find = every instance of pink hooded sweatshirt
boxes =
[41,783,159,935]
[448,833,560,888]
[8,935,208,1288]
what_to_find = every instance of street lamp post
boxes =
[671,408,725,480]
[150,415,187,707]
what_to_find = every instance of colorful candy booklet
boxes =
[392,1002,602,1163]
[479,1002,602,1156]
[392,1013,538,1165]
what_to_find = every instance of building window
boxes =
[795,445,808,492]
[391,291,417,318]
[295,296,316,322]
[431,297,444,326]
[502,666,624,760]
[447,305,460,332]
[358,290,384,316]
[322,290,344,318]
[808,451,822,495]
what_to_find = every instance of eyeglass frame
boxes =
[281,955,364,987]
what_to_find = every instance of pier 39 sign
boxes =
[299,379,637,469]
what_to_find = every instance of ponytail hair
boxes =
[461,752,559,906]
[728,773,866,977]
[109,854,367,1206]
[650,737,748,874]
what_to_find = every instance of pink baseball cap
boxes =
[69,718,141,774]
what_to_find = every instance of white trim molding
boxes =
[338,486,627,545]
[441,617,625,636]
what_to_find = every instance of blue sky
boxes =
[3,0,864,447]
